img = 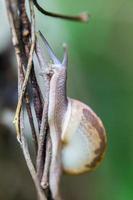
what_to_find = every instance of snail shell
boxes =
[61,98,107,174]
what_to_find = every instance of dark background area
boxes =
[0,0,133,199]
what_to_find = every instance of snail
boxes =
[39,33,107,199]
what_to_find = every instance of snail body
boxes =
[45,44,107,175]
[40,33,107,199]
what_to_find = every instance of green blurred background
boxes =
[0,0,133,199]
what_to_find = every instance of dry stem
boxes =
[33,0,90,22]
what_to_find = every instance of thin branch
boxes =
[20,111,46,200]
[5,0,38,151]
[33,0,89,22]
[25,94,38,151]
[30,68,43,129]
[13,34,35,141]
[5,0,47,199]
[21,0,43,130]
[41,132,52,190]
[35,39,51,181]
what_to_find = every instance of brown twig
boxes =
[33,0,89,22]
[5,0,38,152]
[25,94,38,151]
[30,68,43,129]
[19,0,39,152]
[13,34,35,141]
[35,38,51,182]
[20,110,46,200]
[5,0,46,199]
[20,0,43,131]
[41,132,52,190]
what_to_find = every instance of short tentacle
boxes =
[62,44,68,68]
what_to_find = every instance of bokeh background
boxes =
[0,0,133,199]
